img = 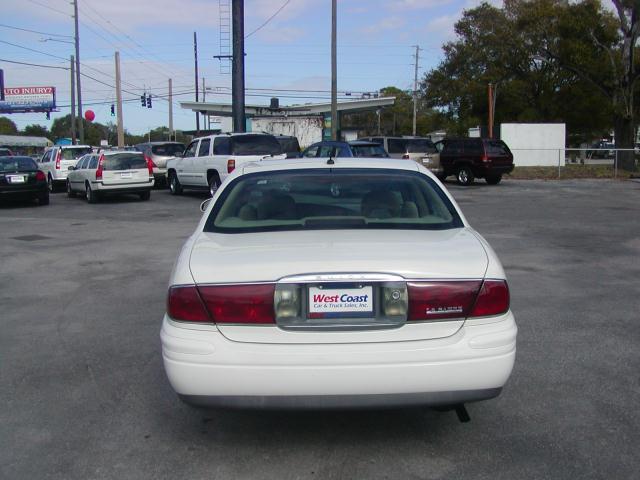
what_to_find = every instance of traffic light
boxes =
[110,104,115,116]
[147,94,152,108]
[140,94,146,107]
[46,111,50,120]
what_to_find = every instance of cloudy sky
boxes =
[0,0,493,135]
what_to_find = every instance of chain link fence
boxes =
[509,148,639,179]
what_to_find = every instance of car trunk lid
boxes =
[188,228,488,344]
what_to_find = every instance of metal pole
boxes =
[412,45,419,136]
[614,149,618,178]
[73,0,84,144]
[70,55,76,145]
[168,78,173,141]
[558,148,561,179]
[331,0,337,140]
[194,32,200,135]
[115,51,124,148]
[488,83,493,139]
[232,0,246,133]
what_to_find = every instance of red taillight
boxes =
[407,279,509,320]
[481,154,490,163]
[198,284,275,324]
[144,154,155,176]
[470,280,509,317]
[95,154,104,180]
[402,153,410,159]
[227,159,235,173]
[35,170,46,182]
[408,281,482,321]
[167,286,210,322]
[55,150,61,169]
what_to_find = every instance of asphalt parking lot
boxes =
[1,179,639,479]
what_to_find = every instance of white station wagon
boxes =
[161,157,517,416]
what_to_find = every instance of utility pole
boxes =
[72,0,84,144]
[115,51,124,148]
[168,78,173,141]
[202,76,207,131]
[331,0,337,140]
[232,0,246,133]
[488,83,494,139]
[412,45,420,136]
[194,31,200,135]
[70,55,76,145]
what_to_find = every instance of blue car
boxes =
[301,140,389,158]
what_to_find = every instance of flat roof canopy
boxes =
[180,97,395,117]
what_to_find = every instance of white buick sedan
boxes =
[161,157,517,414]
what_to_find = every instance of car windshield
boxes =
[0,157,37,172]
[350,145,389,158]
[276,137,300,153]
[205,168,462,233]
[151,144,185,156]
[61,147,92,160]
[103,153,147,170]
[405,139,437,153]
[484,140,510,155]
[230,135,282,156]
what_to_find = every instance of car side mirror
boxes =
[200,198,212,212]
[174,152,183,157]
[68,166,75,171]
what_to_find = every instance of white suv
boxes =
[166,133,286,197]
[38,145,93,192]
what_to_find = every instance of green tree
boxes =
[421,1,615,143]
[22,124,50,138]
[0,117,18,135]
[519,0,639,169]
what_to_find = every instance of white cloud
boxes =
[388,0,454,9]
[360,16,406,34]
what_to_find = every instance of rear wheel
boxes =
[208,173,221,197]
[169,172,183,195]
[67,179,76,197]
[38,192,50,206]
[139,190,151,201]
[47,174,55,193]
[86,183,98,204]
[456,166,474,186]
[485,174,502,185]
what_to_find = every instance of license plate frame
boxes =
[308,284,374,319]
[7,175,26,184]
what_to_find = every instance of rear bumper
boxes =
[161,312,517,409]
[91,179,154,194]
[0,184,47,196]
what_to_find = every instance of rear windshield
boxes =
[61,147,92,160]
[405,139,437,153]
[484,140,510,155]
[0,157,37,172]
[350,145,389,158]
[276,137,300,153]
[103,153,147,171]
[151,144,185,156]
[205,169,462,234]
[230,135,282,156]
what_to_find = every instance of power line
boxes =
[0,58,69,70]
[245,0,292,39]
[24,0,71,17]
[0,23,73,38]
